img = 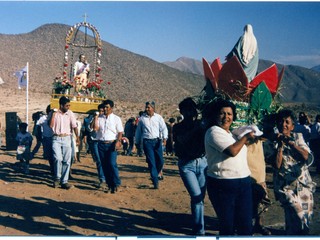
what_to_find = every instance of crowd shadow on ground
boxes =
[0,194,218,235]
[0,151,219,236]
[3,149,318,236]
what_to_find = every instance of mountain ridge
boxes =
[163,57,320,104]
[0,23,319,105]
[0,23,203,107]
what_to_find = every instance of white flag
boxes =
[0,77,4,85]
[15,65,28,89]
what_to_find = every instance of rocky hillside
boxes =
[0,23,204,107]
[165,57,320,104]
[1,23,320,106]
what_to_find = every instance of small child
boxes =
[16,122,33,174]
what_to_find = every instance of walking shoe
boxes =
[53,180,60,188]
[153,182,159,189]
[158,175,164,181]
[97,181,107,189]
[61,183,73,190]
[110,186,118,194]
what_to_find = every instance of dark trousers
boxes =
[136,142,144,156]
[127,136,134,155]
[42,136,54,175]
[143,138,164,186]
[207,176,253,235]
[98,141,121,188]
[32,135,42,155]
[310,138,320,172]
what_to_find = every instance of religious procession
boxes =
[1,19,319,238]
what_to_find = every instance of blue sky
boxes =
[1,1,320,68]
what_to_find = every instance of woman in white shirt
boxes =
[204,99,256,235]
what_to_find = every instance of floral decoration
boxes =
[53,76,73,94]
[96,89,106,99]
[86,79,103,93]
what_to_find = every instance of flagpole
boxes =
[26,62,29,128]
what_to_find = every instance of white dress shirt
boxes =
[96,113,123,141]
[135,113,168,144]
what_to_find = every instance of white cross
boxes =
[82,13,88,23]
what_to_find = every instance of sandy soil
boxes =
[0,142,320,236]
[0,89,320,236]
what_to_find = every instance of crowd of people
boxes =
[7,23,320,236]
[174,98,317,236]
[16,97,175,192]
[12,94,320,236]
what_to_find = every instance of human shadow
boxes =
[0,161,53,186]
[0,194,203,235]
[120,207,219,236]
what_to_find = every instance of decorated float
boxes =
[201,55,285,130]
[50,19,106,113]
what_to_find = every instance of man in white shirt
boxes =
[92,99,123,193]
[37,105,54,175]
[135,101,168,189]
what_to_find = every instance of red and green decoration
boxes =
[202,56,285,126]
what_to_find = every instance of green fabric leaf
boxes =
[250,81,272,112]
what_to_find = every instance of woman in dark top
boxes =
[173,97,207,235]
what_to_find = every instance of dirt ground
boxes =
[0,144,320,237]
[0,89,319,237]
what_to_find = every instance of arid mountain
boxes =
[1,23,320,106]
[259,61,320,104]
[165,57,320,104]
[163,57,203,75]
[0,23,204,106]
[311,65,320,72]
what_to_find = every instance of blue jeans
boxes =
[89,140,106,183]
[207,176,253,235]
[98,141,121,188]
[179,156,207,235]
[136,141,144,156]
[52,135,72,184]
[143,138,164,186]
